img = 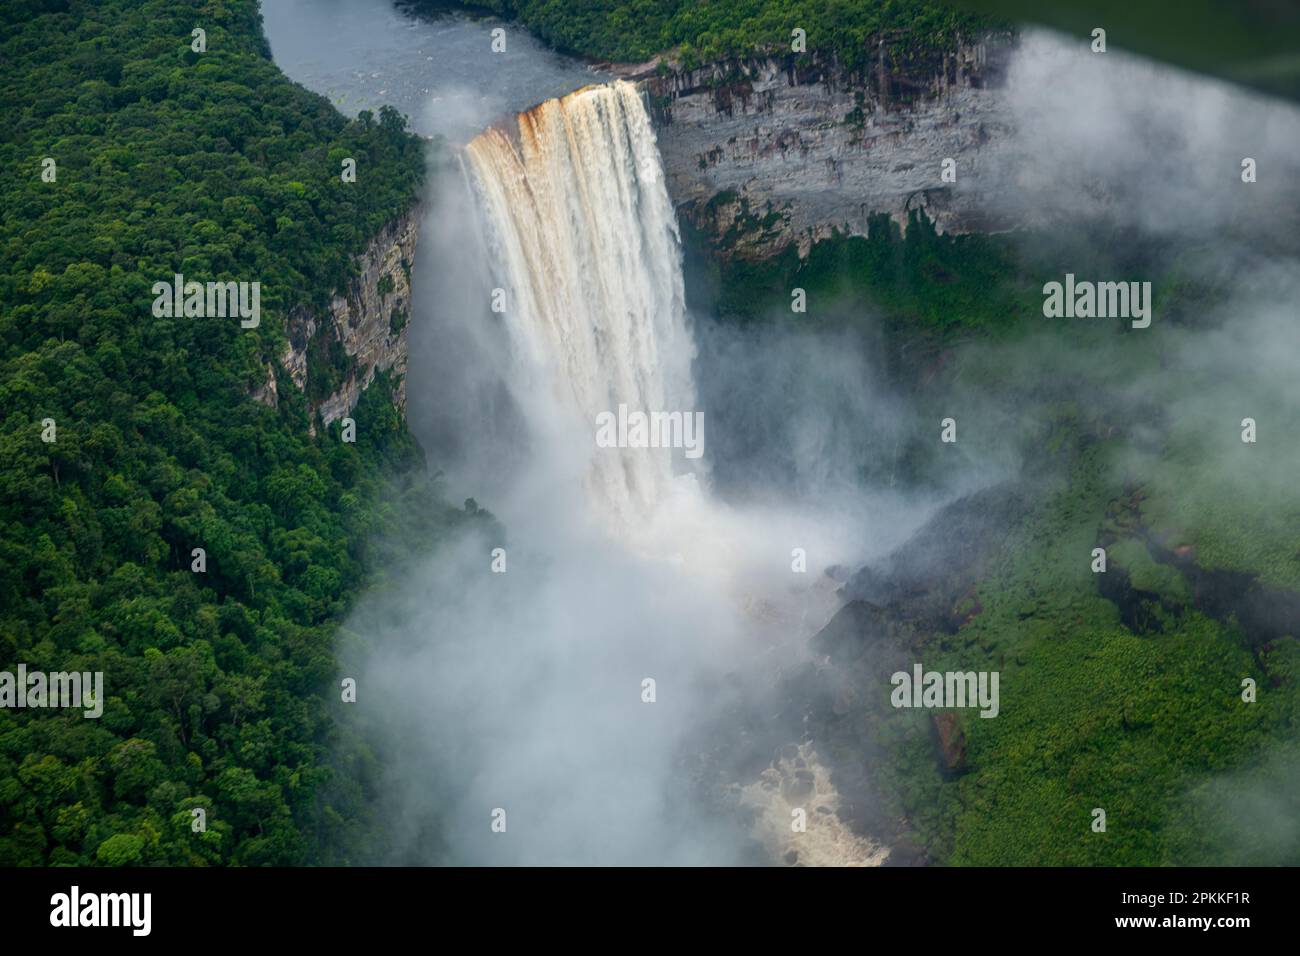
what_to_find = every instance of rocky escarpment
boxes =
[261,207,419,427]
[630,36,1019,258]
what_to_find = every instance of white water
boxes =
[465,81,703,545]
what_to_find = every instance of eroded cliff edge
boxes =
[258,205,420,428]
[629,35,1020,258]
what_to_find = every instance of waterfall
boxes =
[464,81,701,541]
[379,79,889,866]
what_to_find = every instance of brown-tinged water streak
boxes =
[463,81,698,543]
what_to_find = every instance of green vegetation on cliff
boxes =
[0,0,466,865]
[689,210,1036,344]
[458,0,1002,67]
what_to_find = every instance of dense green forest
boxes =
[0,0,468,864]
[447,0,1002,68]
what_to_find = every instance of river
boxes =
[262,0,606,143]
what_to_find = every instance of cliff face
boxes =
[636,37,1019,258]
[270,206,420,426]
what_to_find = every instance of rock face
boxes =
[250,360,278,408]
[635,37,1020,257]
[275,206,420,426]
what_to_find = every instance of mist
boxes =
[995,30,1300,246]
[978,32,1300,540]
